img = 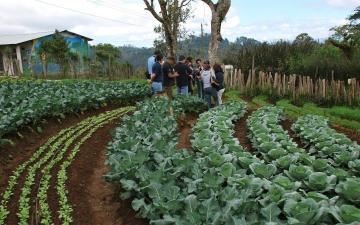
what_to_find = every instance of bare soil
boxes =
[332,124,360,145]
[280,119,307,149]
[67,119,148,225]
[0,105,148,225]
[234,111,254,152]
[176,114,198,151]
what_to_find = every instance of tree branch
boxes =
[143,0,164,23]
[201,0,215,11]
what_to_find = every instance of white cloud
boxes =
[325,0,360,7]
[0,0,354,47]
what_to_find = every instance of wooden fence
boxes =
[224,69,360,106]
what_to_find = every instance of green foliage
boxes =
[38,30,71,74]
[104,100,360,224]
[94,43,121,63]
[336,178,360,204]
[0,80,150,141]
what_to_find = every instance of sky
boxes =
[0,0,359,47]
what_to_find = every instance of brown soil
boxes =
[67,119,148,225]
[176,114,198,151]
[0,105,121,194]
[280,119,307,149]
[332,124,360,145]
[0,105,148,225]
[234,111,254,152]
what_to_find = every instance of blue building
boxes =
[0,30,92,76]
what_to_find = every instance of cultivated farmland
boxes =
[0,79,360,225]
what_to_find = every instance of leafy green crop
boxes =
[0,79,150,142]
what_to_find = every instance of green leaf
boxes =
[261,203,281,222]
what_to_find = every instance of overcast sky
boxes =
[0,0,359,47]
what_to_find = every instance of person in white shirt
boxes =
[201,60,219,109]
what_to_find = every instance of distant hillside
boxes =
[120,33,232,69]
[119,34,260,69]
[119,46,154,69]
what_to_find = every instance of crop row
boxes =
[106,97,211,224]
[0,79,150,141]
[245,106,360,224]
[292,115,360,174]
[0,107,133,225]
[107,98,360,225]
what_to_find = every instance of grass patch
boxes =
[224,90,242,101]
[252,95,270,107]
[276,99,360,132]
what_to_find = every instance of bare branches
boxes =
[143,0,193,56]
[143,0,164,23]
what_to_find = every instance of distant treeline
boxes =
[118,33,359,80]
[222,34,360,80]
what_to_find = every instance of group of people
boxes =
[147,50,225,108]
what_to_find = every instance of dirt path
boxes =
[332,125,360,145]
[68,120,148,225]
[234,111,254,152]
[176,114,198,151]
[280,119,307,149]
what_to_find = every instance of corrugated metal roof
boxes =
[0,30,92,45]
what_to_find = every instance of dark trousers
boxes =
[204,87,219,109]
[196,80,203,99]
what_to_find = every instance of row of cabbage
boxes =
[292,115,360,174]
[106,96,208,224]
[107,99,360,224]
[0,79,150,140]
[245,106,360,225]
[108,99,302,224]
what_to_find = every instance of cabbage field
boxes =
[0,78,360,225]
[108,100,360,225]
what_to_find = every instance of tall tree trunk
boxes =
[144,0,191,58]
[41,53,46,79]
[202,0,231,64]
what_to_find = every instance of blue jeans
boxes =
[152,82,163,94]
[177,86,189,95]
[204,87,219,109]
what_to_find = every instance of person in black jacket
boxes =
[212,64,225,104]
[162,56,178,99]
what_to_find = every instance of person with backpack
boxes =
[212,64,225,105]
[174,55,192,95]
[201,60,219,109]
[149,54,164,94]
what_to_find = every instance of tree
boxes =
[38,30,70,78]
[201,0,231,64]
[68,51,80,78]
[330,5,360,59]
[144,0,192,57]
[94,43,121,76]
